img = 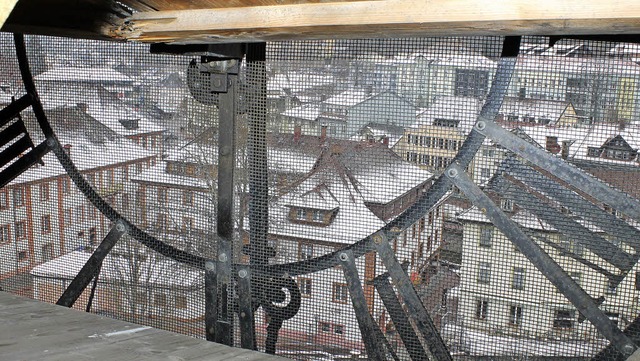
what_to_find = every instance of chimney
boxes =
[320,125,327,142]
[63,144,72,156]
[293,124,302,142]
[561,140,571,159]
[382,136,389,146]
[545,136,560,154]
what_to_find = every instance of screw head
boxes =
[238,269,248,278]
[115,221,126,232]
[476,121,486,131]
[372,234,383,244]
[205,261,215,272]
[339,252,349,262]
[446,168,459,178]
[218,253,228,262]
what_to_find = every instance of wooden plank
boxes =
[117,0,640,44]
[0,292,285,360]
[0,0,18,29]
[119,0,370,11]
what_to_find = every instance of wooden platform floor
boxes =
[0,292,285,361]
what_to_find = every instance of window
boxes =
[332,283,349,303]
[15,221,26,240]
[0,191,7,209]
[41,243,54,262]
[480,168,491,178]
[606,279,618,295]
[478,262,491,284]
[320,322,332,332]
[157,213,168,229]
[182,190,194,206]
[62,178,71,194]
[13,188,25,207]
[64,208,73,226]
[479,227,493,247]
[153,293,167,307]
[553,309,575,329]
[175,295,188,309]
[299,243,313,260]
[333,325,344,335]
[312,210,324,222]
[41,215,51,234]
[501,198,514,212]
[295,208,307,221]
[0,225,9,244]
[509,305,523,326]
[17,250,29,262]
[157,188,167,203]
[39,183,50,201]
[299,278,312,297]
[512,267,525,290]
[181,217,194,231]
[476,299,488,320]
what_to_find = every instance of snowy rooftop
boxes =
[516,56,640,76]
[323,90,374,107]
[31,250,203,288]
[267,72,335,96]
[412,96,483,133]
[499,97,574,124]
[9,137,155,185]
[35,67,134,84]
[281,104,320,121]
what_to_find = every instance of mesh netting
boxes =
[0,32,640,360]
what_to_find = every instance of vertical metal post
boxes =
[214,74,236,346]
[246,43,269,266]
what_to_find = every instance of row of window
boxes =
[298,277,349,303]
[476,299,579,329]
[292,208,328,224]
[405,152,453,169]
[405,135,461,150]
[156,213,195,231]
[157,188,195,206]
[477,262,525,290]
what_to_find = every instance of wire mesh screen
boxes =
[1,32,640,360]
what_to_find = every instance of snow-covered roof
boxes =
[30,250,203,288]
[271,167,385,244]
[355,122,405,147]
[9,137,155,185]
[516,56,640,76]
[281,104,320,121]
[518,124,640,165]
[267,72,335,97]
[323,90,373,107]
[499,97,573,125]
[87,105,165,137]
[35,67,134,84]
[411,96,483,133]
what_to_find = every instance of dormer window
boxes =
[501,198,514,212]
[312,210,324,222]
[296,208,307,221]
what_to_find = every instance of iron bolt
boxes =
[115,221,126,232]
[446,168,459,178]
[205,261,215,272]
[218,253,228,262]
[238,269,248,278]
[339,252,349,262]
[46,138,56,147]
[476,121,486,131]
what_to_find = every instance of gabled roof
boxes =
[412,96,483,133]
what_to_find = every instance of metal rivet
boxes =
[339,252,349,262]
[115,221,125,232]
[623,344,635,355]
[446,168,459,178]
[205,261,215,272]
[46,138,56,147]
[238,269,248,278]
[240,312,246,318]
[372,234,383,244]
[218,253,228,262]
[476,121,486,131]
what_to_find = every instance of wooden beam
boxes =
[0,0,18,29]
[117,0,640,44]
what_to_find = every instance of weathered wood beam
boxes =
[0,0,18,29]
[118,0,640,44]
